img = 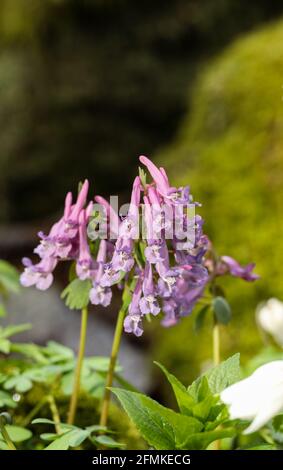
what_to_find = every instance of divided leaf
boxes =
[61,279,91,309]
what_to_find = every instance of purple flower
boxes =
[76,210,96,280]
[119,177,141,239]
[124,278,145,336]
[100,263,121,287]
[112,245,135,273]
[161,299,179,327]
[64,180,89,238]
[219,256,259,281]
[144,242,165,264]
[20,257,57,291]
[90,283,112,307]
[139,263,160,316]
[123,314,143,337]
[95,195,120,239]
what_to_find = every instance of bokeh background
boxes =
[1,0,283,400]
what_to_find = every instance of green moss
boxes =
[152,19,283,393]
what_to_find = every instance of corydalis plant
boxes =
[19,155,259,429]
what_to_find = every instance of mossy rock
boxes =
[152,19,283,395]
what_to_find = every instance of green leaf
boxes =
[205,353,241,394]
[40,433,59,442]
[61,279,91,310]
[212,296,232,325]
[10,343,49,364]
[85,356,121,373]
[4,375,33,393]
[32,418,57,425]
[154,362,195,415]
[0,338,10,354]
[0,323,32,339]
[0,390,16,408]
[44,432,73,450]
[194,305,210,333]
[44,429,89,450]
[188,354,240,397]
[93,435,124,448]
[68,429,90,447]
[0,261,20,294]
[112,388,202,450]
[0,303,7,318]
[183,428,235,450]
[4,425,32,442]
[45,341,74,362]
[0,439,9,450]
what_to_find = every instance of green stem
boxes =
[213,321,221,366]
[99,307,125,428]
[68,306,88,425]
[47,395,61,434]
[0,417,16,450]
[213,320,221,450]
[20,397,48,428]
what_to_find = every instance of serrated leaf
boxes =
[112,388,202,450]
[93,435,124,448]
[155,362,195,415]
[4,425,32,442]
[194,305,210,333]
[212,296,232,325]
[61,279,91,310]
[205,353,241,394]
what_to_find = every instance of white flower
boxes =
[257,298,283,346]
[221,361,283,434]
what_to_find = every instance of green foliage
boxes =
[61,279,91,310]
[153,19,283,387]
[0,323,31,354]
[113,356,239,450]
[32,419,123,450]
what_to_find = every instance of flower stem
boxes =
[213,322,221,366]
[68,306,88,425]
[213,320,221,450]
[47,395,61,434]
[99,306,125,428]
[0,416,16,450]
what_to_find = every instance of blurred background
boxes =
[1,0,283,400]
